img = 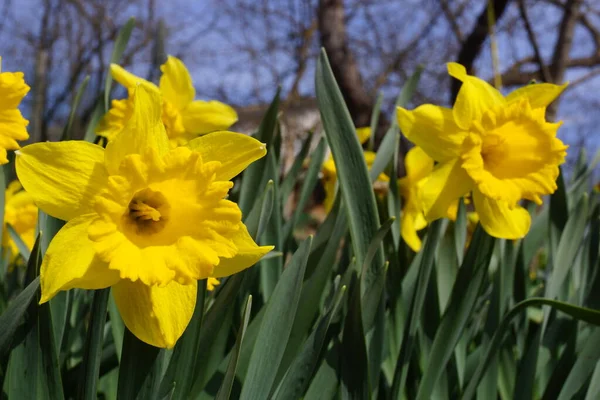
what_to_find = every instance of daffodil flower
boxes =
[0,59,30,164]
[321,127,389,212]
[3,181,37,262]
[97,56,238,147]
[398,146,457,252]
[397,63,568,239]
[16,85,273,348]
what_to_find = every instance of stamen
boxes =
[123,188,170,236]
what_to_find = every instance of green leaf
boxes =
[84,99,106,143]
[7,223,31,261]
[283,138,326,241]
[244,180,274,239]
[415,226,495,400]
[0,277,40,359]
[557,328,600,400]
[185,273,246,396]
[238,89,280,215]
[390,219,443,399]
[79,288,110,400]
[545,193,588,302]
[107,295,124,361]
[116,328,161,400]
[4,235,45,399]
[239,237,312,400]
[367,92,383,151]
[584,359,600,400]
[38,299,65,400]
[361,217,395,329]
[259,151,283,302]
[463,298,600,400]
[104,17,135,111]
[341,274,370,399]
[158,281,207,400]
[215,295,252,400]
[279,132,313,202]
[272,286,346,400]
[395,65,424,109]
[61,75,90,141]
[316,48,382,271]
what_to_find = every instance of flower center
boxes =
[123,188,170,235]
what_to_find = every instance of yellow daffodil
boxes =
[397,63,568,239]
[97,56,238,147]
[3,181,37,261]
[398,146,457,252]
[0,59,30,164]
[16,85,272,348]
[321,127,389,212]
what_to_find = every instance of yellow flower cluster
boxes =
[397,63,567,244]
[97,56,238,147]
[7,56,273,348]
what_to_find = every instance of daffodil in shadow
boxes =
[97,56,238,147]
[3,181,37,263]
[321,127,389,212]
[17,85,273,348]
[397,63,567,239]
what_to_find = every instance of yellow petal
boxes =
[405,146,434,181]
[213,224,274,278]
[40,214,120,303]
[505,82,568,109]
[473,189,531,239]
[447,62,505,130]
[323,178,337,213]
[16,141,107,221]
[397,105,467,162]
[401,207,426,252]
[112,278,197,348]
[0,71,30,164]
[207,277,220,291]
[182,100,238,135]
[159,56,195,111]
[421,158,473,221]
[187,131,266,181]
[95,98,132,141]
[356,127,371,144]
[110,64,152,89]
[104,84,170,174]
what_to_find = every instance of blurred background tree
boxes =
[1,0,599,169]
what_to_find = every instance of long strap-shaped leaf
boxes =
[315,48,383,272]
[239,237,312,400]
[462,298,600,400]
